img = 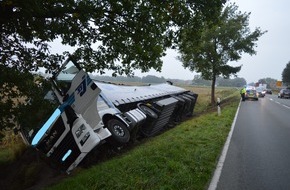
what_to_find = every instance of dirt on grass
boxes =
[0,139,148,190]
[0,147,66,190]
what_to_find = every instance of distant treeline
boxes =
[91,74,193,85]
[192,75,247,87]
[91,74,247,87]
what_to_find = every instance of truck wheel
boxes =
[107,119,130,144]
[138,104,158,119]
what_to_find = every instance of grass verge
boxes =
[47,92,240,190]
[0,130,27,165]
[0,148,13,165]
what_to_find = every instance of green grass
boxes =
[0,130,27,163]
[0,148,13,165]
[47,93,240,190]
[183,86,238,114]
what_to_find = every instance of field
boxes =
[0,86,240,190]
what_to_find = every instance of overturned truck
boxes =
[20,58,198,173]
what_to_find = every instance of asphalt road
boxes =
[216,94,290,190]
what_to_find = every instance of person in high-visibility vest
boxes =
[240,87,246,101]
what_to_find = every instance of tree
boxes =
[217,77,246,87]
[1,0,226,75]
[1,0,226,130]
[192,75,246,87]
[192,75,211,86]
[142,75,166,84]
[282,61,290,86]
[258,77,277,89]
[0,65,52,131]
[178,3,266,105]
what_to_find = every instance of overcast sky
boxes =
[135,0,290,83]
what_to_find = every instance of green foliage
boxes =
[1,0,225,75]
[0,66,34,130]
[0,130,27,162]
[1,0,226,130]
[0,148,12,165]
[282,61,290,86]
[0,65,54,130]
[141,75,166,84]
[218,77,247,87]
[178,3,266,104]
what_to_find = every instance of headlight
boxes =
[75,124,86,138]
[80,132,90,146]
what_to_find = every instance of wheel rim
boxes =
[113,124,125,137]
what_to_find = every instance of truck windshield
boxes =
[20,89,59,144]
[20,59,80,144]
[53,60,78,96]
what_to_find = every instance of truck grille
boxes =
[49,132,81,171]
[36,117,66,154]
[35,116,81,171]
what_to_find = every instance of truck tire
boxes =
[107,119,130,144]
[138,104,158,119]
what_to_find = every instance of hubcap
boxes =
[113,125,125,136]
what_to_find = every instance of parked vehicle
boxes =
[256,88,265,97]
[245,87,258,101]
[278,88,290,99]
[264,89,272,94]
[18,58,198,173]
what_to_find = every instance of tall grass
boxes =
[48,89,240,190]
[0,130,27,164]
[184,86,238,114]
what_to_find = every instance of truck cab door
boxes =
[63,69,101,129]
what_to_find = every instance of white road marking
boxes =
[268,97,290,109]
[207,101,241,190]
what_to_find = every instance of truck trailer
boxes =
[19,58,198,173]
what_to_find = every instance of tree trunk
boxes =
[211,74,216,105]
